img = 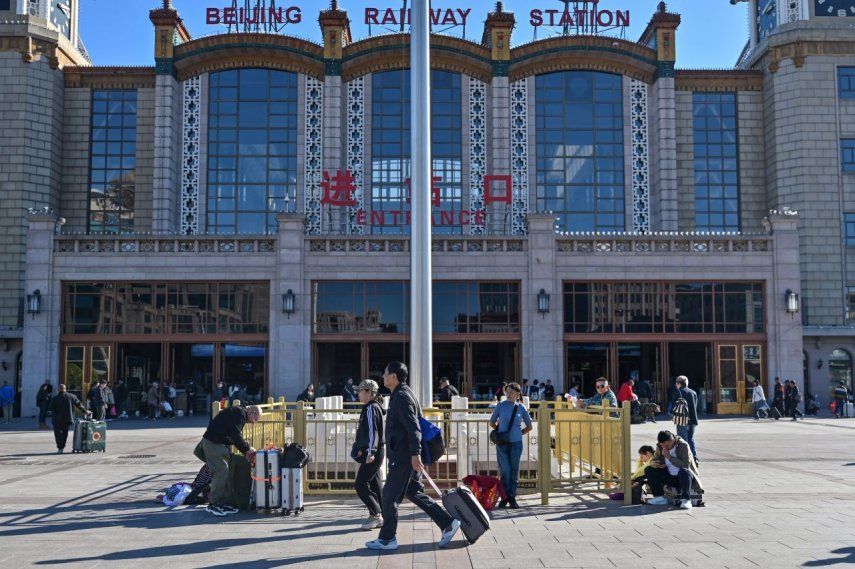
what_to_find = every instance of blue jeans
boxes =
[676,424,698,462]
[496,441,522,498]
[753,401,767,419]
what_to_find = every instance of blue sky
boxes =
[80,0,750,69]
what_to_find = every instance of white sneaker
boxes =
[646,496,669,505]
[365,538,398,550]
[438,519,461,548]
[361,515,383,530]
[680,499,693,510]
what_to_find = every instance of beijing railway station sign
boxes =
[204,2,631,39]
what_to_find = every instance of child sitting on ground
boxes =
[609,445,655,503]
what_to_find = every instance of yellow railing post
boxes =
[621,400,632,505]
[538,405,552,506]
[267,396,274,405]
[294,401,307,446]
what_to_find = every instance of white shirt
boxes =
[663,447,680,476]
[752,385,765,403]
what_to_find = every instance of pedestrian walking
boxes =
[198,404,260,516]
[48,384,89,453]
[783,380,793,417]
[114,379,128,418]
[833,382,850,418]
[787,380,804,421]
[147,382,161,420]
[352,379,385,530]
[185,379,198,417]
[0,381,15,424]
[772,377,785,420]
[103,381,115,420]
[165,382,177,416]
[87,381,107,421]
[365,361,461,551]
[752,380,768,420]
[673,375,699,464]
[489,382,532,509]
[435,378,459,403]
[36,380,53,429]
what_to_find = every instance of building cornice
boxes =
[173,33,325,81]
[64,66,156,89]
[674,69,763,92]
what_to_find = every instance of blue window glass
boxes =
[693,92,740,232]
[535,71,625,232]
[839,67,855,99]
[845,213,855,246]
[207,69,298,234]
[369,70,463,235]
[89,90,137,234]
[842,139,855,172]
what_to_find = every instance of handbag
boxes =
[489,403,517,447]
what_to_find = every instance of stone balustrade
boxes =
[54,235,276,254]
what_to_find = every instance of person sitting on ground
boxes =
[199,404,261,516]
[436,378,459,403]
[644,430,703,510]
[576,378,618,409]
[610,444,656,502]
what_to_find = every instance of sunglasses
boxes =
[596,384,608,389]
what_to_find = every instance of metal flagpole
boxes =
[410,0,433,404]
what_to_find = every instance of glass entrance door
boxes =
[617,343,661,394]
[668,343,713,414]
[566,343,610,399]
[716,343,764,414]
[314,342,361,397]
[471,342,518,401]
[62,344,112,406]
[168,343,213,414]
[434,343,465,396]
[119,343,163,415]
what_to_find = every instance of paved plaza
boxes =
[0,415,854,568]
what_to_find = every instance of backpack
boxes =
[671,397,690,427]
[282,443,311,469]
[419,416,445,466]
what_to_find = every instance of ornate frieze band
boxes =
[468,78,487,235]
[346,76,366,235]
[787,0,801,22]
[304,76,324,235]
[510,79,529,236]
[630,78,650,233]
[180,75,201,235]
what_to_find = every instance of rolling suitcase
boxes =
[254,449,281,513]
[72,418,107,453]
[423,471,490,544]
[281,467,304,515]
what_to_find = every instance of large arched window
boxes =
[207,68,298,234]
[369,69,463,235]
[535,71,625,232]
[829,348,853,394]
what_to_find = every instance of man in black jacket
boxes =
[36,380,53,429]
[675,375,699,464]
[200,404,261,516]
[435,378,459,402]
[49,384,89,453]
[366,361,460,551]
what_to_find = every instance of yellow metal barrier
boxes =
[213,398,631,505]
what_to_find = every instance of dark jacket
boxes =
[49,392,86,427]
[88,385,105,408]
[787,385,802,405]
[678,386,699,425]
[342,383,358,402]
[203,406,252,454]
[651,436,704,491]
[354,400,385,458]
[437,384,459,402]
[36,384,53,406]
[543,383,556,400]
[773,383,785,402]
[385,383,422,466]
[635,380,652,399]
[114,383,128,404]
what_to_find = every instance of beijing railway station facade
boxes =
[5,0,855,418]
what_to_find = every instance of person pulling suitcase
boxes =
[365,362,461,551]
[49,384,89,453]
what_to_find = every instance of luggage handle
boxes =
[420,469,444,498]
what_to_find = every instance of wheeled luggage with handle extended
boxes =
[281,467,304,515]
[424,471,490,544]
[254,449,281,513]
[72,418,106,453]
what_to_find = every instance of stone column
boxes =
[152,75,181,232]
[272,213,307,399]
[766,211,804,393]
[650,78,678,231]
[525,214,561,390]
[21,209,64,418]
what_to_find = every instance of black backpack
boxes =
[282,443,311,468]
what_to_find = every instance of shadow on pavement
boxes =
[803,547,855,566]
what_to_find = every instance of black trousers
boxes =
[53,424,70,450]
[38,402,49,424]
[645,465,693,500]
[355,448,385,516]
[378,459,453,542]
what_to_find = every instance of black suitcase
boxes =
[423,471,490,544]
